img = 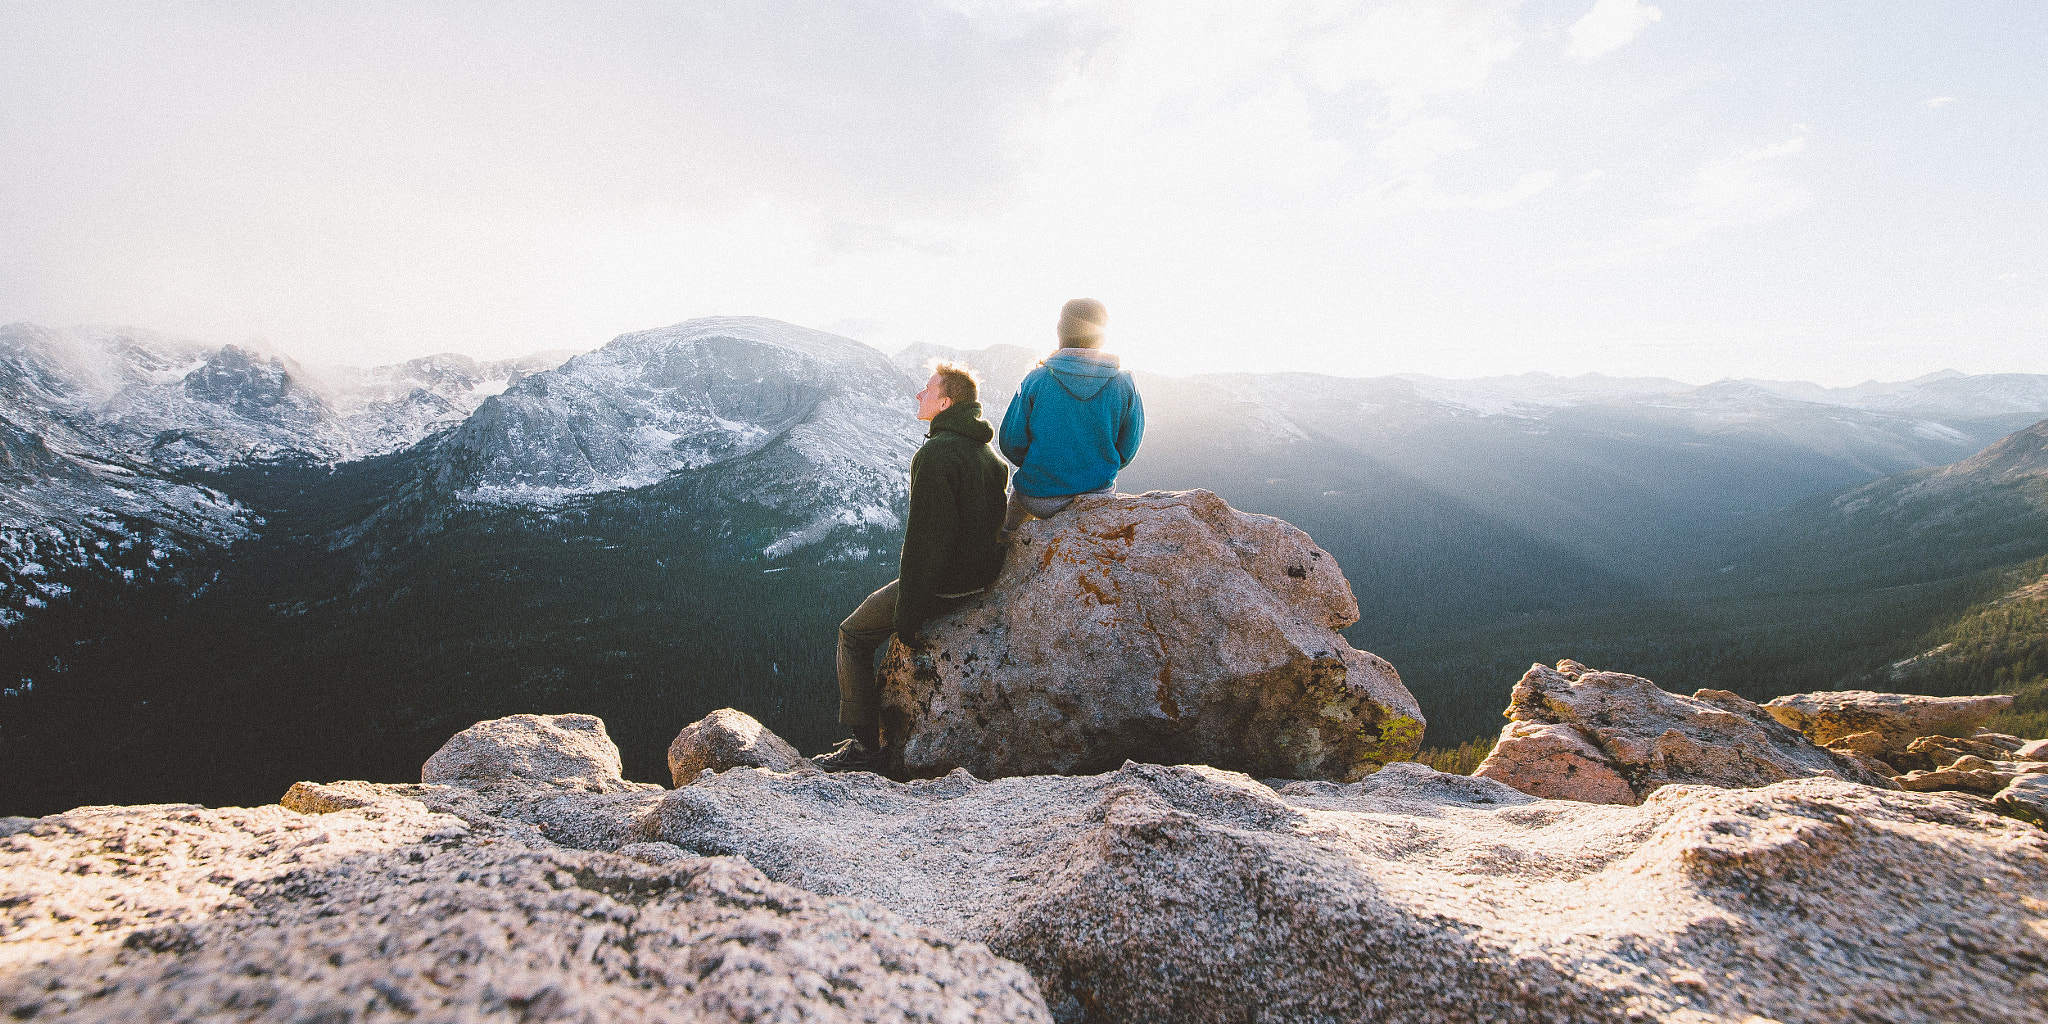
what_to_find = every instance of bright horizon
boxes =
[4,2,2043,387]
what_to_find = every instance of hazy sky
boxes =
[3,1,2043,383]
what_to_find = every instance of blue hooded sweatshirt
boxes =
[999,349,1145,498]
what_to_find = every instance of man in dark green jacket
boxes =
[818,361,1009,771]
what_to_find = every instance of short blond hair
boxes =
[928,361,980,405]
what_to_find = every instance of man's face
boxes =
[915,372,952,422]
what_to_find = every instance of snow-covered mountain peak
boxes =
[440,317,922,513]
[1,323,577,468]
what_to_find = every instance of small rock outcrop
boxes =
[1995,774,2048,825]
[421,712,635,791]
[1894,732,2029,772]
[876,489,1423,781]
[1473,719,1639,804]
[0,798,1048,1022]
[1897,757,2047,794]
[1763,690,2014,758]
[667,707,805,786]
[1474,661,1894,804]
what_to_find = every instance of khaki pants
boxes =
[1002,484,1113,533]
[836,579,972,748]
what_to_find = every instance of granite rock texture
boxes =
[1469,719,1639,804]
[652,755,2048,1024]
[1995,773,2048,826]
[1763,690,2015,757]
[420,712,638,792]
[12,703,2048,1024]
[1896,755,2048,795]
[876,489,1422,781]
[1474,661,1895,804]
[0,795,1048,1023]
[667,707,806,787]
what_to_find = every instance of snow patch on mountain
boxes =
[0,323,577,469]
[432,318,921,557]
[0,445,255,629]
[0,323,570,625]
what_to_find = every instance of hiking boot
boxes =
[812,738,875,773]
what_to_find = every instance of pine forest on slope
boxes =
[5,316,2048,815]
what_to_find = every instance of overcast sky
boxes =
[3,1,2043,383]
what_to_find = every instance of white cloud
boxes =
[1018,0,1540,212]
[1924,95,1958,108]
[1565,0,1661,62]
[1305,0,1525,115]
[1374,116,1478,171]
[1616,136,1812,255]
[1401,169,1560,212]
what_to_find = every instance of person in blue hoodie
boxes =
[998,298,1145,533]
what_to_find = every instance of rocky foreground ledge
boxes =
[5,710,2047,1023]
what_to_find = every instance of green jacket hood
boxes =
[928,400,995,443]
[1044,349,1121,401]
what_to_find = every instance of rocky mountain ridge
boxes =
[12,316,2048,635]
[0,323,570,469]
[0,323,573,625]
[402,318,921,560]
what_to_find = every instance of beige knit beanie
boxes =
[1056,297,1108,348]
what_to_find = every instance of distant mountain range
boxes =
[4,315,2047,814]
[406,318,917,556]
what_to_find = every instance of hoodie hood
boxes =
[1043,349,1122,401]
[928,400,995,443]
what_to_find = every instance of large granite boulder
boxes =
[422,712,639,792]
[1763,690,2014,758]
[652,750,2048,1023]
[875,489,1423,781]
[667,707,805,786]
[0,796,1047,1022]
[1474,660,1895,804]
